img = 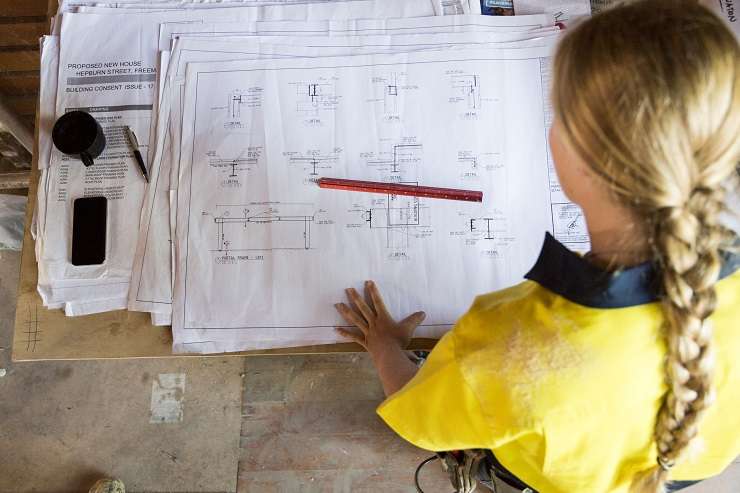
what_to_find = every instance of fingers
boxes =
[345,287,375,323]
[335,327,367,349]
[400,311,426,328]
[365,280,390,318]
[334,302,369,333]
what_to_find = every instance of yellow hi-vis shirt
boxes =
[378,233,740,493]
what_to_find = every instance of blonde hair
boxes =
[552,1,740,492]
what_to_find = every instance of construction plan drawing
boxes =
[32,0,595,347]
[172,44,557,353]
[129,23,558,314]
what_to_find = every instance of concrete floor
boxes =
[238,354,449,492]
[0,236,448,492]
[0,213,738,492]
[0,251,246,492]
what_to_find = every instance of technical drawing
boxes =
[469,217,498,240]
[228,88,262,119]
[289,77,340,116]
[358,188,432,249]
[458,152,480,171]
[209,203,315,254]
[207,147,262,179]
[382,73,400,114]
[552,202,589,246]
[454,210,514,259]
[367,72,417,116]
[450,74,481,110]
[567,211,582,232]
[209,156,258,178]
[284,148,342,178]
[364,141,422,175]
[457,150,503,181]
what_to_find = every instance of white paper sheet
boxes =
[158,14,553,52]
[536,51,589,253]
[35,36,59,267]
[151,311,173,326]
[129,21,557,314]
[74,1,376,11]
[38,36,60,173]
[63,297,128,316]
[172,43,558,353]
[75,0,438,19]
[71,0,478,16]
[63,0,439,15]
[58,0,332,11]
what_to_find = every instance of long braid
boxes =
[550,1,740,491]
[634,186,728,491]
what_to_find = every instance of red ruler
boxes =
[317,177,483,202]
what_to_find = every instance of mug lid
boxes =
[52,110,100,154]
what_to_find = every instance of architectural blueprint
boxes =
[128,24,558,314]
[172,44,559,352]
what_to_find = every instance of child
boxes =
[334,1,740,492]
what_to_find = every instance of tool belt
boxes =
[417,449,536,493]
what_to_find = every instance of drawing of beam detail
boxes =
[451,75,481,109]
[215,215,313,224]
[289,154,339,176]
[470,218,495,239]
[229,88,262,118]
[363,191,431,249]
[214,213,314,251]
[385,73,399,113]
[209,157,258,177]
[458,155,478,168]
[367,143,422,173]
[294,81,337,115]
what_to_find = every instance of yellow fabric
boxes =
[377,271,740,493]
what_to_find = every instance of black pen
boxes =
[125,126,149,183]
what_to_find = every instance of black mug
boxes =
[52,110,106,167]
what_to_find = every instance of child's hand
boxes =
[334,280,426,357]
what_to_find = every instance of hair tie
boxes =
[657,455,675,471]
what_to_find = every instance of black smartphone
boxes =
[71,196,107,266]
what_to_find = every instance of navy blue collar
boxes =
[524,233,740,309]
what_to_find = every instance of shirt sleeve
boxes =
[376,328,495,452]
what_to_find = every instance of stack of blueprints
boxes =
[34,0,597,353]
[34,0,471,316]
